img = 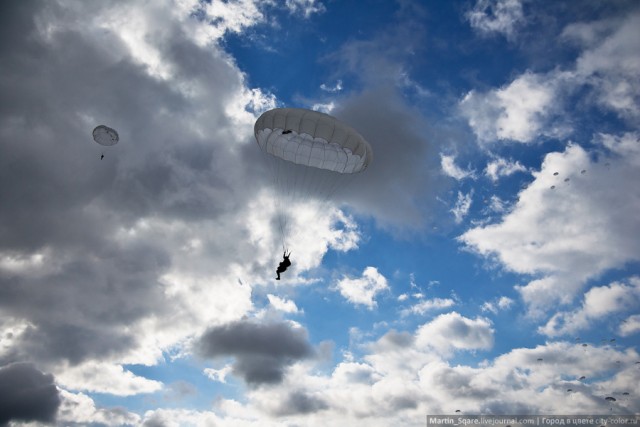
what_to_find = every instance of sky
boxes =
[0,0,639,425]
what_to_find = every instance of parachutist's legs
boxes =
[276,272,280,280]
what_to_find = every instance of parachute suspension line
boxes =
[275,155,289,252]
[259,134,289,253]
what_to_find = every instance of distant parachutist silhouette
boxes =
[101,154,104,160]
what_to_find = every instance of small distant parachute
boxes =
[553,172,559,176]
[622,392,630,396]
[92,125,119,146]
[455,410,461,413]
[550,185,556,189]
[581,169,586,174]
[537,358,544,361]
[610,338,616,342]
[567,388,573,392]
[579,376,586,380]
[605,396,616,402]
[564,178,570,182]
[582,343,588,347]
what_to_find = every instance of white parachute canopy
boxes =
[92,125,119,146]
[254,108,373,250]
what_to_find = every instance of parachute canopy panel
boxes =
[254,108,372,174]
[92,125,119,146]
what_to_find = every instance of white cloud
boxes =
[335,267,389,309]
[573,13,640,122]
[285,0,326,18]
[267,294,302,314]
[401,298,456,316]
[441,154,476,180]
[485,156,528,181]
[320,80,343,93]
[487,195,509,213]
[58,390,141,426]
[619,314,640,337]
[466,0,525,40]
[200,0,267,39]
[539,277,640,337]
[460,71,567,144]
[481,296,514,314]
[131,323,640,424]
[462,12,640,146]
[452,191,473,224]
[416,312,494,355]
[204,365,233,383]
[55,362,163,396]
[460,138,640,315]
[311,101,336,114]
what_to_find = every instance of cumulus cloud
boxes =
[462,11,640,146]
[57,390,140,426]
[540,277,640,337]
[197,319,314,385]
[460,71,569,144]
[267,294,302,314]
[416,312,494,355]
[335,267,389,309]
[270,390,329,416]
[0,0,367,403]
[152,318,639,424]
[481,296,515,314]
[0,363,60,425]
[54,362,163,397]
[460,138,640,314]
[572,12,640,123]
[204,365,233,384]
[619,314,640,337]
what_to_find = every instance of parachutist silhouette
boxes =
[101,154,104,160]
[276,250,291,280]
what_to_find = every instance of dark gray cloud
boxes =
[271,390,328,416]
[316,3,449,232]
[0,242,169,367]
[332,87,447,231]
[388,395,418,411]
[432,367,497,399]
[197,319,314,385]
[0,0,262,372]
[0,363,60,425]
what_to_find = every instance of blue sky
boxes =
[0,0,639,425]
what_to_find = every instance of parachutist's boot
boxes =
[276,273,280,280]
